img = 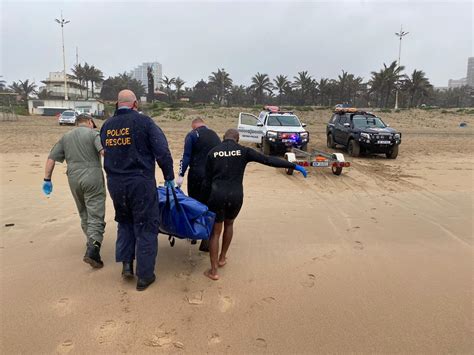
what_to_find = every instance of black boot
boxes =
[83,240,104,268]
[199,239,210,252]
[136,275,156,291]
[122,261,134,279]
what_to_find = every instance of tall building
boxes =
[129,62,162,91]
[467,57,474,87]
[448,77,467,89]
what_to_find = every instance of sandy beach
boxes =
[1,108,473,353]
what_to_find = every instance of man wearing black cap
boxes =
[43,113,106,268]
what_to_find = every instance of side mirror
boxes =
[302,123,307,127]
[343,123,350,127]
[256,122,264,127]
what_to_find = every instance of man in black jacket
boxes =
[100,89,174,291]
[177,118,221,251]
[203,129,307,280]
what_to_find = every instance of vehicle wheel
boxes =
[386,145,399,159]
[331,166,343,175]
[327,134,335,149]
[300,143,308,152]
[262,139,271,155]
[348,139,360,157]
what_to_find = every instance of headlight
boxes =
[394,133,400,140]
[267,131,278,138]
[300,131,309,139]
[361,132,371,139]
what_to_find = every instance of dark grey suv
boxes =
[326,109,401,159]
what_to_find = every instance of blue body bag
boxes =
[157,187,215,245]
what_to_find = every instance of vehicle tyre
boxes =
[348,139,360,157]
[327,134,335,149]
[386,145,399,159]
[262,139,271,155]
[331,166,343,175]
[300,143,308,152]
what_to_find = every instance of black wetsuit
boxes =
[179,126,221,202]
[203,139,296,222]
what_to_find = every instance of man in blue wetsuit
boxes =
[100,89,174,291]
[202,129,307,281]
[177,118,221,251]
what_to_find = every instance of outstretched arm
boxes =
[246,148,296,169]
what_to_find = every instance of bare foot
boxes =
[218,257,227,268]
[204,269,219,281]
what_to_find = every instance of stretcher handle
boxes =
[165,185,183,212]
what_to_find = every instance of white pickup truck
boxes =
[237,106,309,155]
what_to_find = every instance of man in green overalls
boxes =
[43,113,106,268]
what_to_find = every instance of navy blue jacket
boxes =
[100,109,174,181]
[179,126,221,178]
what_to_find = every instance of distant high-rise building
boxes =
[129,62,162,91]
[467,57,474,87]
[448,77,467,88]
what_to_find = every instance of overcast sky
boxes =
[1,0,472,87]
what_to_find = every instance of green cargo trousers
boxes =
[67,166,106,244]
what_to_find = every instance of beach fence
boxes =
[0,93,19,121]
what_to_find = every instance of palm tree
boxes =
[89,66,104,98]
[71,64,86,98]
[0,76,6,92]
[174,77,185,100]
[273,75,291,106]
[402,70,432,108]
[250,73,273,105]
[293,71,313,105]
[9,79,37,106]
[369,61,405,108]
[162,76,175,102]
[317,78,329,106]
[208,68,233,105]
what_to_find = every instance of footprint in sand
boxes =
[185,290,203,305]
[248,296,276,313]
[354,241,364,250]
[97,320,117,344]
[208,333,222,345]
[313,249,337,261]
[301,274,316,288]
[144,329,182,349]
[54,298,71,317]
[255,338,267,348]
[56,340,74,353]
[218,295,234,313]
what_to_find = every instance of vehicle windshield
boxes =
[267,115,301,127]
[352,115,386,128]
[62,111,75,116]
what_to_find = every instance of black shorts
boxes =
[208,196,243,223]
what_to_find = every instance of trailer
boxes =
[284,148,350,176]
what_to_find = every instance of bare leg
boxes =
[218,219,234,267]
[204,222,223,281]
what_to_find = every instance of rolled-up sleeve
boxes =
[48,138,65,163]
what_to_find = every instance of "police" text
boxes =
[213,150,241,158]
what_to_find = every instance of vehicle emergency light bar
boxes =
[264,105,294,115]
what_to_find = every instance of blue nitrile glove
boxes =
[165,180,175,188]
[294,165,307,178]
[42,179,53,195]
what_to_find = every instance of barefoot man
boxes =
[202,129,307,280]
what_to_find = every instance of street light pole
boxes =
[55,12,70,101]
[394,25,409,109]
